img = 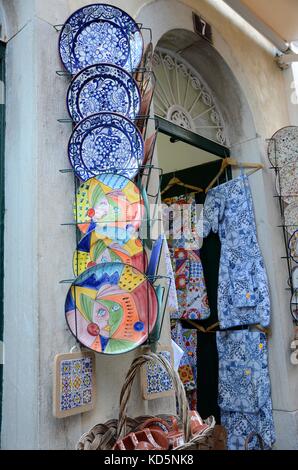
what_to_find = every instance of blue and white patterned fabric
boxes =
[217,330,275,450]
[163,194,210,320]
[203,175,270,329]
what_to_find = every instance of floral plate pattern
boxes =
[67,64,141,122]
[68,112,144,181]
[59,4,143,74]
[65,262,158,355]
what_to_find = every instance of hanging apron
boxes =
[217,330,275,450]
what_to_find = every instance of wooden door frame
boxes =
[155,116,230,158]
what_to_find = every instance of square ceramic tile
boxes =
[141,347,175,400]
[53,351,96,418]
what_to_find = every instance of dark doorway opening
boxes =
[156,116,231,421]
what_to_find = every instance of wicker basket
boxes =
[76,352,215,450]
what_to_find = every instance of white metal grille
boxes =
[153,47,227,145]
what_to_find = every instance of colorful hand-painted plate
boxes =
[267,126,298,167]
[68,113,144,181]
[275,162,298,204]
[284,202,298,236]
[59,4,144,74]
[65,262,158,355]
[67,64,141,123]
[74,174,145,242]
[289,230,298,264]
[73,233,148,276]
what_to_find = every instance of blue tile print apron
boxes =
[164,193,210,320]
[203,175,270,329]
[171,321,197,410]
[163,193,210,410]
[217,330,275,450]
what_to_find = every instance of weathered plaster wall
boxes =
[0,0,35,40]
[1,0,297,450]
[1,0,39,449]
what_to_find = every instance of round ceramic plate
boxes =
[74,174,145,241]
[69,112,144,181]
[284,202,298,236]
[275,162,298,204]
[65,262,158,355]
[73,233,148,276]
[67,64,141,123]
[59,4,144,74]
[289,230,298,264]
[267,126,298,167]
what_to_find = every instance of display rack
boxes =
[267,137,298,325]
[55,21,169,347]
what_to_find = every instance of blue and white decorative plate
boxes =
[59,4,144,74]
[67,64,141,122]
[68,112,144,181]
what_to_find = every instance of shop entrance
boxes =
[152,35,234,421]
[156,115,231,422]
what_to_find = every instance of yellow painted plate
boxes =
[74,174,145,243]
[73,233,148,276]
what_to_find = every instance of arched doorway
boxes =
[153,46,227,145]
[152,28,235,423]
[137,1,259,161]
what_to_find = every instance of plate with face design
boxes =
[275,162,298,204]
[67,64,141,123]
[68,113,144,181]
[59,4,144,74]
[73,233,148,276]
[65,262,158,355]
[74,174,145,243]
[267,126,298,167]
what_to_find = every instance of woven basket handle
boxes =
[116,352,191,442]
